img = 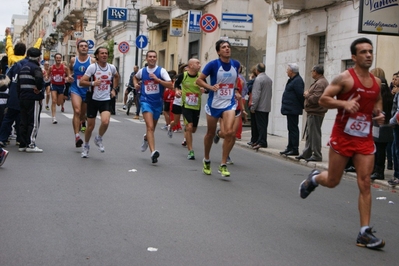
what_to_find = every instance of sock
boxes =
[360,226,369,234]
[75,133,80,138]
[311,175,318,185]
[204,159,210,163]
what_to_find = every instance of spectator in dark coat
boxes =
[280,63,304,156]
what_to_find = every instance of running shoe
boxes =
[133,115,139,119]
[187,150,195,160]
[213,129,220,144]
[226,156,234,165]
[8,134,16,140]
[94,135,105,153]
[151,150,160,163]
[167,125,173,138]
[45,106,49,111]
[81,144,90,158]
[160,125,168,130]
[18,147,26,152]
[356,227,385,249]
[141,134,148,152]
[80,126,86,133]
[173,128,183,133]
[181,140,187,147]
[218,164,230,177]
[52,117,57,124]
[202,159,212,175]
[0,149,9,167]
[123,105,127,110]
[299,169,320,199]
[75,136,83,148]
[388,178,399,186]
[0,141,5,147]
[26,146,43,153]
[61,107,64,112]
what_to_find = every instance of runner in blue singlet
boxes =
[196,40,241,178]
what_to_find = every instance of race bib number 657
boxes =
[344,115,371,137]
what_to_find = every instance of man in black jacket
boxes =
[17,48,44,153]
[280,63,304,156]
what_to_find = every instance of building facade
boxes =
[265,0,399,144]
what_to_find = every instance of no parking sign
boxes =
[199,13,218,33]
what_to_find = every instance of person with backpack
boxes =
[17,48,45,153]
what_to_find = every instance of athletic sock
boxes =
[360,226,369,234]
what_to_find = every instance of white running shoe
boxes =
[81,144,90,158]
[52,117,57,124]
[18,147,26,152]
[141,134,148,152]
[123,105,127,110]
[167,125,173,138]
[160,125,168,130]
[26,146,43,153]
[94,136,105,153]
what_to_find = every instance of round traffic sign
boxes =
[135,35,148,49]
[199,13,218,33]
[118,41,130,54]
[87,40,95,49]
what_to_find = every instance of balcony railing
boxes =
[56,0,85,28]
[140,0,176,24]
[175,0,212,10]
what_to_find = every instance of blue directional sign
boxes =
[221,13,253,22]
[135,35,148,49]
[107,7,128,21]
[188,10,202,33]
[87,40,95,49]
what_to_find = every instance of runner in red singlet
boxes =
[299,38,385,249]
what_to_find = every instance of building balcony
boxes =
[175,0,212,10]
[140,0,175,24]
[55,0,86,31]
[281,0,337,10]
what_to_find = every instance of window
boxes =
[170,54,174,70]
[318,36,325,65]
[189,41,199,59]
[162,29,168,42]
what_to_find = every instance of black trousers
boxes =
[250,112,257,143]
[374,142,388,173]
[286,114,299,152]
[254,111,269,147]
[19,99,41,148]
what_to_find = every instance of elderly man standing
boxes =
[280,63,305,156]
[296,64,329,162]
[250,63,273,149]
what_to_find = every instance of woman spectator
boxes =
[370,68,393,180]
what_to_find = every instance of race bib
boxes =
[344,113,371,137]
[53,75,63,83]
[77,75,84,88]
[186,93,199,106]
[217,83,234,99]
[144,80,160,95]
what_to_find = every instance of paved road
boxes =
[0,104,398,265]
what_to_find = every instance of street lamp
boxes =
[131,0,140,66]
[83,18,88,29]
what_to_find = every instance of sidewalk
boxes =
[236,128,395,190]
[116,102,394,190]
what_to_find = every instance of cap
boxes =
[27,47,42,58]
